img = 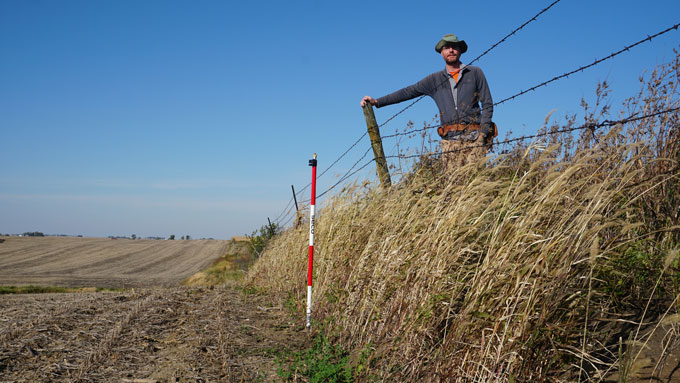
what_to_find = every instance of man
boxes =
[361,33,495,171]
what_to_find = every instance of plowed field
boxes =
[0,236,305,382]
[0,287,303,382]
[0,236,230,288]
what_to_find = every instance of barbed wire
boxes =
[316,146,373,200]
[494,22,680,106]
[272,13,679,228]
[317,155,378,200]
[372,0,563,130]
[308,105,679,201]
[273,198,299,227]
[380,21,680,141]
[318,132,368,179]
[469,0,563,67]
[280,207,297,228]
[272,196,295,225]
[388,105,680,161]
[382,122,435,139]
[282,0,565,208]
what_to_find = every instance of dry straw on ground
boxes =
[248,50,680,382]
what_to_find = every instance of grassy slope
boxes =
[247,55,680,381]
[184,239,254,286]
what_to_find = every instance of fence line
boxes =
[468,0,563,67]
[494,22,680,106]
[306,147,373,202]
[272,197,295,225]
[271,18,679,227]
[274,199,298,227]
[282,102,679,223]
[290,0,563,201]
[312,105,679,200]
[381,21,680,141]
[376,0,563,130]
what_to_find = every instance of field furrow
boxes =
[0,236,229,288]
[0,287,304,382]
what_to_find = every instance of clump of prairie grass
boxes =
[184,240,254,286]
[248,51,680,381]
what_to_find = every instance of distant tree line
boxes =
[108,235,166,240]
[167,234,192,240]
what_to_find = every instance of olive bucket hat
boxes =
[435,33,468,53]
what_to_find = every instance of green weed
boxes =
[277,334,353,383]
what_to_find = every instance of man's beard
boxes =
[445,56,460,65]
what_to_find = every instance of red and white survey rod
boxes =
[306,153,317,328]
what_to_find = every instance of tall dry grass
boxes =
[247,51,680,382]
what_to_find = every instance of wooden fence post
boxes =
[291,184,302,229]
[362,104,391,188]
[267,217,275,236]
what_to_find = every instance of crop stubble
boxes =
[0,287,303,382]
[0,237,306,382]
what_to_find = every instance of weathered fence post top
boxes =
[362,104,392,188]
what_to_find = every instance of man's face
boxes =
[441,45,461,65]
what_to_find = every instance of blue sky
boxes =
[1,0,678,239]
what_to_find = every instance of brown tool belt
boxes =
[437,122,498,138]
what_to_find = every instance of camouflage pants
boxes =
[440,134,489,172]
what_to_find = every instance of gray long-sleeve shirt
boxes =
[376,65,493,128]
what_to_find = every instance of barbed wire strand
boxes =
[286,0,566,207]
[470,0,563,66]
[318,132,369,179]
[275,15,679,226]
[390,105,680,161]
[381,22,680,141]
[300,146,374,203]
[281,1,565,215]
[311,105,679,200]
[273,198,298,226]
[272,196,295,225]
[494,22,680,106]
[373,0,563,130]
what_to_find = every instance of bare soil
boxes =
[0,236,307,382]
[0,236,230,288]
[6,237,673,381]
[0,286,306,382]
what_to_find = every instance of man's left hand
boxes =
[480,124,492,138]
